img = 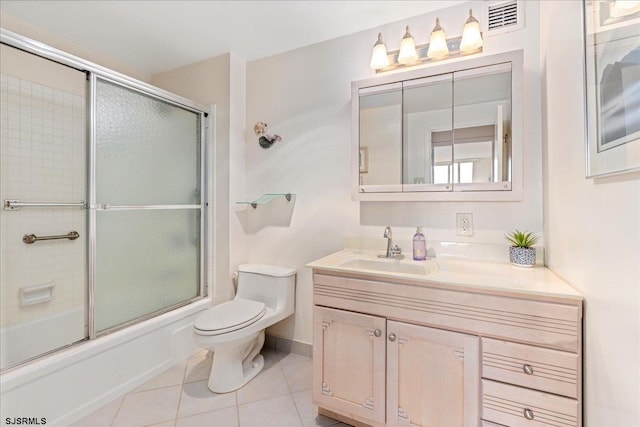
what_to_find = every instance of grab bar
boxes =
[4,199,86,211]
[23,231,80,244]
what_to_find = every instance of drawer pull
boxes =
[374,329,382,337]
[522,364,534,375]
[388,333,397,342]
[523,408,535,420]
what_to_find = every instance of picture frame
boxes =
[359,146,369,173]
[583,0,640,178]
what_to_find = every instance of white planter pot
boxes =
[509,246,536,267]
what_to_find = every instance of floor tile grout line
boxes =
[174,359,189,425]
[174,375,186,427]
[237,387,291,407]
[235,389,241,427]
[174,397,236,423]
[108,396,126,427]
[290,389,307,427]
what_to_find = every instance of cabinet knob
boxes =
[523,364,534,375]
[523,408,534,420]
[374,329,382,337]
[388,333,397,342]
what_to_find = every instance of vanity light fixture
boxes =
[460,9,484,53]
[369,33,390,70]
[427,18,449,59]
[397,26,419,65]
[369,9,484,73]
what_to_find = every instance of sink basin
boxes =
[339,258,437,276]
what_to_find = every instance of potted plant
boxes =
[505,230,539,267]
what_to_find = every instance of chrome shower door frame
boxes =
[88,73,208,338]
[1,28,210,344]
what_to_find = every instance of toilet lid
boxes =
[194,299,266,335]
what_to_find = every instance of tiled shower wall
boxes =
[0,73,86,329]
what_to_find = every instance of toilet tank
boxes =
[236,264,296,315]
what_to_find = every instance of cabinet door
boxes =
[313,306,386,425]
[387,321,480,427]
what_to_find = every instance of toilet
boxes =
[193,264,296,393]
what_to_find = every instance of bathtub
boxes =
[0,298,211,426]
[1,308,86,370]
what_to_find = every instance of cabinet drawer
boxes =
[482,380,578,427]
[482,338,578,398]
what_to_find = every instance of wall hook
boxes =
[253,122,282,149]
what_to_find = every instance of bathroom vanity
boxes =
[307,251,583,427]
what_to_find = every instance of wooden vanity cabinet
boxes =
[386,321,480,427]
[313,307,480,427]
[312,306,387,425]
[312,271,583,427]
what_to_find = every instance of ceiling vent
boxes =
[484,0,524,35]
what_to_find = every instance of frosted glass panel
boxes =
[96,78,201,205]
[95,209,200,332]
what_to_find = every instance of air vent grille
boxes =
[488,0,519,31]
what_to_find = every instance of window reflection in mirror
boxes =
[402,75,453,189]
[359,83,402,191]
[453,65,512,187]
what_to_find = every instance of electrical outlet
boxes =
[456,213,474,237]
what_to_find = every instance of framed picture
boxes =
[359,146,369,173]
[583,0,640,178]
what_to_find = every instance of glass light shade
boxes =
[460,9,483,52]
[369,32,390,70]
[610,0,640,17]
[398,26,419,65]
[427,18,449,59]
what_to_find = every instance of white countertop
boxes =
[307,249,583,301]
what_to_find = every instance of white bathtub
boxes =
[1,308,86,370]
[0,299,210,426]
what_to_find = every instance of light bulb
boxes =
[369,33,390,70]
[427,18,449,60]
[610,0,640,17]
[460,9,483,53]
[398,26,419,65]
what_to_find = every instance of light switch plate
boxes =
[456,213,474,236]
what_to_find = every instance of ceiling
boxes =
[0,1,466,75]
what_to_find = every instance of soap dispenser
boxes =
[413,226,427,261]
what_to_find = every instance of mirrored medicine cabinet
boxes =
[352,50,523,201]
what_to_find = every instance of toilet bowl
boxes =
[193,264,296,393]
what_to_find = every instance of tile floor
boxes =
[73,349,349,427]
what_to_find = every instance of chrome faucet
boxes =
[379,226,403,259]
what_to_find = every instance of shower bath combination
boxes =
[0,29,212,423]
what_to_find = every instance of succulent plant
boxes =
[505,230,539,248]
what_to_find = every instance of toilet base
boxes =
[207,330,266,393]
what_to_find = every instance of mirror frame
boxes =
[352,49,524,202]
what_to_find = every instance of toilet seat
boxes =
[194,299,266,336]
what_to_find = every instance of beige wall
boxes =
[243,0,543,344]
[540,2,640,426]
[1,43,84,95]
[0,13,149,82]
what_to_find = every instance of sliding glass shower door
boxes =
[93,77,204,333]
[0,44,88,369]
